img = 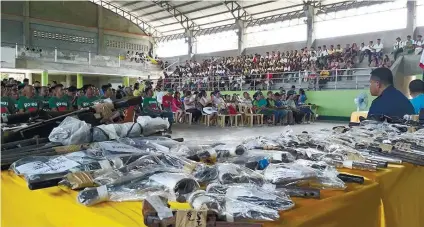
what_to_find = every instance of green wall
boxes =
[220,89,374,118]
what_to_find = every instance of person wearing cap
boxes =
[408,79,424,114]
[393,37,404,60]
[415,35,423,55]
[368,68,414,119]
[17,85,39,113]
[36,86,50,111]
[49,84,71,112]
[77,85,99,109]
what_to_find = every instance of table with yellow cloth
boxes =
[350,111,368,123]
[1,171,381,227]
[340,163,424,227]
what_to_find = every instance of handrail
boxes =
[1,42,166,72]
[149,68,374,91]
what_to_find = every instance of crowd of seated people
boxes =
[392,34,424,60]
[163,39,395,91]
[144,84,316,126]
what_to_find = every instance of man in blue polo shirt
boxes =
[409,79,424,114]
[368,68,415,119]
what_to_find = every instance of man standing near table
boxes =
[368,68,414,118]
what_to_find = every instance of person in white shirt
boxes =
[415,35,423,55]
[393,37,404,60]
[372,39,384,59]
[321,45,329,57]
[358,42,369,63]
[309,52,318,63]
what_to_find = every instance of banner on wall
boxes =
[1,47,16,68]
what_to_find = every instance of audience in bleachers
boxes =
[160,34,423,92]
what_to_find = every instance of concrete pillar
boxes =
[406,1,417,38]
[66,75,72,87]
[76,74,83,89]
[186,29,196,59]
[41,70,48,86]
[97,5,104,55]
[25,72,32,85]
[306,4,316,48]
[236,20,246,55]
[122,76,130,87]
[23,1,30,46]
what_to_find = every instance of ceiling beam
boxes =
[224,1,254,21]
[94,0,162,37]
[120,1,139,7]
[130,3,158,13]
[152,0,201,31]
[156,0,385,42]
[315,0,385,15]
[152,2,223,21]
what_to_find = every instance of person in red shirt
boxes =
[171,91,184,123]
[162,89,174,111]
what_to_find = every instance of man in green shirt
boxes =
[17,85,39,113]
[65,86,78,109]
[1,82,16,116]
[49,84,71,112]
[77,85,99,109]
[37,86,50,111]
[143,87,173,132]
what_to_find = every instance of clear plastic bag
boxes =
[117,137,170,153]
[137,136,182,148]
[263,163,317,185]
[216,163,264,185]
[137,116,170,136]
[92,123,142,142]
[48,116,91,145]
[294,159,346,190]
[187,190,225,213]
[224,184,294,222]
[77,170,198,206]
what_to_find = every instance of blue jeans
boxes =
[273,109,287,122]
[299,106,314,119]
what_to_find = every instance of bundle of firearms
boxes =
[367,141,424,166]
[1,141,89,170]
[1,96,142,143]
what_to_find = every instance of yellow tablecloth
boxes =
[341,164,424,227]
[350,111,368,123]
[1,171,381,227]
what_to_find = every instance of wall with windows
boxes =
[0,1,152,57]
[157,1,420,61]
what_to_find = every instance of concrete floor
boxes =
[172,122,341,143]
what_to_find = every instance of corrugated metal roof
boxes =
[102,0,382,38]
